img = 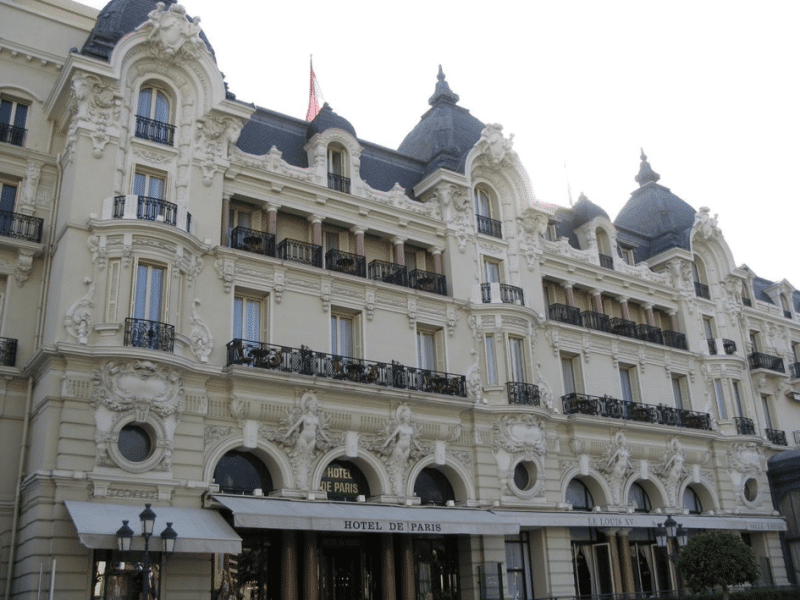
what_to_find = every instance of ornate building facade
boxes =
[1,0,799,598]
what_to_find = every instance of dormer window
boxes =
[545,221,558,241]
[474,187,502,238]
[0,97,28,146]
[618,244,635,266]
[327,145,350,193]
[135,86,175,146]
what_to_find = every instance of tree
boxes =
[676,532,759,600]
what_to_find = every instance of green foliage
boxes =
[677,532,760,594]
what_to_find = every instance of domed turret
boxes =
[305,103,357,140]
[571,193,610,228]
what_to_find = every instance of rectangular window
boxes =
[234,295,262,341]
[506,533,533,600]
[133,170,165,199]
[328,147,344,176]
[733,381,744,418]
[508,337,526,383]
[714,378,727,420]
[134,263,165,321]
[0,98,28,146]
[331,313,355,357]
[545,222,558,242]
[475,188,491,218]
[0,182,17,213]
[619,246,635,265]
[485,334,497,386]
[750,331,760,353]
[761,394,774,430]
[672,375,687,410]
[417,327,443,372]
[561,354,579,395]
[483,259,501,284]
[619,365,638,403]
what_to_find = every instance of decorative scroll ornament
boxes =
[492,415,547,458]
[91,360,184,419]
[64,278,95,344]
[139,3,206,61]
[377,404,425,497]
[189,299,213,363]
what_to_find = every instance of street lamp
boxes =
[115,504,178,600]
[655,516,688,598]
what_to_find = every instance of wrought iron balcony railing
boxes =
[368,260,408,287]
[663,330,688,350]
[230,226,276,257]
[481,283,524,304]
[409,269,447,295]
[0,122,26,146]
[276,238,323,267]
[765,428,788,446]
[734,417,756,435]
[325,249,366,277]
[124,317,174,352]
[790,362,800,379]
[507,382,540,406]
[548,303,582,326]
[134,115,176,146]
[723,339,736,354]
[707,338,717,355]
[114,195,177,226]
[0,210,43,243]
[609,318,637,338]
[328,173,351,194]
[599,253,614,270]
[561,393,712,430]
[0,337,17,366]
[748,352,785,373]
[581,311,611,333]
[480,283,491,304]
[694,281,710,299]
[476,214,502,238]
[636,324,664,345]
[226,340,466,397]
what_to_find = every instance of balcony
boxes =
[790,362,800,379]
[581,311,611,333]
[765,428,788,446]
[481,283,524,305]
[114,195,177,226]
[0,337,17,366]
[599,253,614,270]
[636,324,664,345]
[476,215,502,238]
[409,269,446,295]
[561,393,712,430]
[124,318,174,352]
[734,417,756,435]
[226,340,466,397]
[368,260,407,287]
[548,303,582,326]
[0,122,26,146]
[748,352,785,373]
[507,382,540,406]
[694,281,710,299]
[230,226,275,257]
[0,210,43,243]
[663,330,688,350]
[134,115,175,146]
[328,173,351,194]
[609,318,637,338]
[277,238,322,268]
[325,249,366,277]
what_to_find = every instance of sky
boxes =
[80,0,800,284]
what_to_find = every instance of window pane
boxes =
[714,379,727,420]
[134,265,148,319]
[484,261,500,283]
[137,88,152,117]
[339,318,353,357]
[509,338,525,382]
[13,103,27,129]
[133,173,146,196]
[672,378,684,410]
[147,176,164,199]
[620,369,633,403]
[234,297,243,338]
[154,91,169,123]
[475,189,490,217]
[562,357,575,395]
[485,335,497,386]
[732,382,743,417]
[418,332,436,370]
[148,267,163,320]
[244,300,260,340]
[0,184,16,213]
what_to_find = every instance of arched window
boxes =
[628,482,652,512]
[692,256,710,299]
[475,187,502,238]
[321,459,369,501]
[566,479,594,511]
[327,144,350,193]
[136,85,174,145]
[414,467,455,506]
[683,486,703,514]
[213,450,273,495]
[596,228,613,269]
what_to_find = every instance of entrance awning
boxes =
[65,501,242,554]
[493,510,787,532]
[213,496,519,536]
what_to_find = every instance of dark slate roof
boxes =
[397,66,485,177]
[752,277,776,305]
[571,193,609,229]
[81,0,215,62]
[305,103,356,140]
[613,151,696,260]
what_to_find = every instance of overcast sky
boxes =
[80,0,800,285]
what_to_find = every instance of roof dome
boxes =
[305,103,357,141]
[398,66,485,175]
[571,193,609,228]
[81,0,215,61]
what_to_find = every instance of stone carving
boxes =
[87,234,107,269]
[407,298,417,329]
[474,123,515,167]
[446,306,459,336]
[657,437,687,507]
[15,248,35,286]
[378,404,424,497]
[92,360,184,419]
[70,73,120,158]
[64,278,95,344]
[466,361,483,404]
[599,431,632,505]
[517,209,548,270]
[214,257,235,293]
[365,290,375,321]
[431,183,470,252]
[195,115,243,185]
[189,299,213,363]
[20,161,41,214]
[492,415,547,457]
[694,207,721,241]
[139,2,206,62]
[728,442,762,480]
[278,392,336,491]
[204,425,235,446]
[534,365,554,410]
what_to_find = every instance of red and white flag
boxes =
[305,56,325,121]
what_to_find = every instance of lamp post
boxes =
[655,516,687,598]
[115,504,178,600]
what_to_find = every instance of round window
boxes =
[118,424,153,463]
[744,478,758,502]
[513,461,537,492]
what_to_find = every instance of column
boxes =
[267,204,278,235]
[303,532,319,600]
[618,296,631,321]
[430,247,443,275]
[351,226,365,256]
[644,303,656,327]
[221,192,231,246]
[591,290,603,313]
[603,529,625,595]
[562,283,575,306]
[399,535,414,600]
[392,236,406,266]
[281,530,298,600]
[668,309,679,332]
[309,215,323,246]
[381,534,397,600]
[617,528,636,594]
